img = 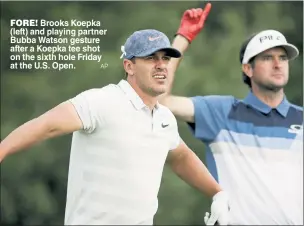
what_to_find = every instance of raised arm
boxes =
[161,3,212,123]
[0,101,83,162]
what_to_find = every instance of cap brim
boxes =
[135,47,182,58]
[242,42,299,64]
[279,43,299,60]
[158,47,182,58]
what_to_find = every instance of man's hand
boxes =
[176,3,212,43]
[204,191,230,225]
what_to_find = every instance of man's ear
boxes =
[242,64,253,79]
[123,59,134,76]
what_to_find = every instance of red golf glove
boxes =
[176,3,212,43]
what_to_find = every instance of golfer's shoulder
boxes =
[157,104,178,122]
[75,83,122,100]
[289,102,303,112]
[289,103,303,115]
[191,95,237,108]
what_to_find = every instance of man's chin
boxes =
[255,79,287,92]
[265,83,286,92]
[151,88,166,97]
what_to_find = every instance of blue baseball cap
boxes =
[120,29,181,59]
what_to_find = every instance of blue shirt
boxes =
[189,91,303,225]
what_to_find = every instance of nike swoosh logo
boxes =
[161,123,169,128]
[148,36,161,41]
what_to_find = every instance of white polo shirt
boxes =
[64,80,180,225]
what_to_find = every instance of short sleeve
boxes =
[170,133,182,151]
[69,89,104,133]
[169,113,182,151]
[188,95,234,143]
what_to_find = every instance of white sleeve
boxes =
[169,117,182,151]
[69,89,104,133]
[170,134,182,151]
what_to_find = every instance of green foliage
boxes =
[1,1,302,225]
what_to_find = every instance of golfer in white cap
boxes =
[0,27,230,225]
[161,3,303,225]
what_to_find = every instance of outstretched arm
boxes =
[167,140,230,225]
[161,3,212,123]
[167,139,221,197]
[0,101,83,162]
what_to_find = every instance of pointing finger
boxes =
[202,2,212,18]
[198,3,212,27]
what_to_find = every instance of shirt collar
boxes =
[118,79,160,110]
[243,91,290,117]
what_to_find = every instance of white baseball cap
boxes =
[242,29,299,64]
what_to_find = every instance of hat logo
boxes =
[259,35,282,43]
[148,36,162,41]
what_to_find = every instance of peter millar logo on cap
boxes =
[259,34,282,43]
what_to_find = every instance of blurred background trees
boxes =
[1,1,302,225]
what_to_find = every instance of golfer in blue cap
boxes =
[0,28,230,225]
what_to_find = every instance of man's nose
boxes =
[155,59,167,69]
[273,57,282,69]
